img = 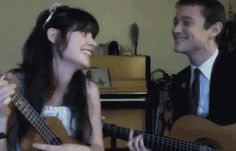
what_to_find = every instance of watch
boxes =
[0,132,7,139]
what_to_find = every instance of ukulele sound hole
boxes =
[50,137,63,145]
[196,137,222,150]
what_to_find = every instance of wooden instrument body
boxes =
[171,115,236,151]
[21,117,78,151]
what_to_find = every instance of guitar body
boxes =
[170,115,236,151]
[21,117,78,151]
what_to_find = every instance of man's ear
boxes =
[47,28,59,43]
[209,22,223,39]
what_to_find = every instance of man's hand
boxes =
[127,129,151,151]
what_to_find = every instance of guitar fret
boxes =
[0,74,65,145]
[103,124,221,151]
[146,133,149,148]
[12,92,62,144]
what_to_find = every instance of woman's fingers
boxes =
[3,97,11,105]
[0,80,16,118]
[0,82,16,102]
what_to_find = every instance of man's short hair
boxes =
[176,0,226,44]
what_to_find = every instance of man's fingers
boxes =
[128,134,143,151]
[139,136,147,150]
[129,129,134,140]
[134,135,142,148]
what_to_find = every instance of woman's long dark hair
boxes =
[16,5,99,144]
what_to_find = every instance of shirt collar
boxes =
[191,49,219,80]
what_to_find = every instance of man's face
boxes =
[172,5,212,55]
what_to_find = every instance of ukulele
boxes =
[1,75,77,151]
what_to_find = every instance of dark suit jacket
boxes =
[171,51,236,125]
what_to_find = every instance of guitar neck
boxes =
[12,93,62,145]
[103,123,210,151]
[0,74,62,145]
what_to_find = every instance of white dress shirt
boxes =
[190,49,219,117]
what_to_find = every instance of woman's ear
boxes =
[47,28,59,43]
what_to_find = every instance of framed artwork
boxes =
[86,68,111,88]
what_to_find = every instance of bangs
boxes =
[46,6,100,38]
[70,21,99,38]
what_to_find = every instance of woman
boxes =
[0,3,104,151]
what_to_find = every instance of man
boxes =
[128,0,236,150]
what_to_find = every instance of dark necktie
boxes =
[190,68,200,114]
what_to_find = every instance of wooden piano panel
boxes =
[91,55,151,150]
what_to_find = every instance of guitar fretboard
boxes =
[103,124,221,151]
[12,92,62,145]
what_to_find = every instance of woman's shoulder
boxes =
[86,80,99,94]
[86,79,100,103]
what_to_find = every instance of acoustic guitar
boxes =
[103,115,236,151]
[1,75,77,151]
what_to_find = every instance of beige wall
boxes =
[0,0,230,74]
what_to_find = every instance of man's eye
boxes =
[173,20,178,26]
[183,21,191,26]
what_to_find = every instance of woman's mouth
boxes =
[82,49,92,56]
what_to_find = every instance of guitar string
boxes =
[119,127,220,151]
[14,93,62,145]
[0,74,61,144]
[106,125,195,150]
[136,129,220,151]
[16,94,59,144]
[17,94,60,144]
[13,94,55,143]
[120,128,200,151]
[105,125,222,151]
[137,129,220,151]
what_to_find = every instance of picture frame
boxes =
[86,68,111,88]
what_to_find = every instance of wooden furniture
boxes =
[90,55,152,150]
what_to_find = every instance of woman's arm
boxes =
[86,81,104,151]
[0,72,17,151]
[0,118,8,151]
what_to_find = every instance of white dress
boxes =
[17,106,76,151]
[41,105,76,137]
